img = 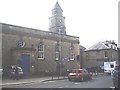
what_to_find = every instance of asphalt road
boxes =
[3,75,114,88]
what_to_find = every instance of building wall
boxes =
[1,23,80,74]
[83,49,118,68]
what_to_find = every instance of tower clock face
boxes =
[59,19,62,23]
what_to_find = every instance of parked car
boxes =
[68,68,92,81]
[3,66,23,78]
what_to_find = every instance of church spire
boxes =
[52,1,63,16]
[49,1,66,34]
[53,1,63,11]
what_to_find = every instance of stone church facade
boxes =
[1,2,80,75]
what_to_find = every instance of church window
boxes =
[70,52,75,60]
[55,43,59,61]
[69,44,75,60]
[17,40,25,47]
[38,42,44,59]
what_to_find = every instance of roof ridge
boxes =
[85,40,117,51]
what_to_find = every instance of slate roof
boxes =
[53,1,63,11]
[85,40,118,51]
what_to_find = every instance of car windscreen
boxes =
[71,70,82,73]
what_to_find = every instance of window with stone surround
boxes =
[69,43,75,60]
[104,51,108,58]
[55,43,59,61]
[38,42,44,59]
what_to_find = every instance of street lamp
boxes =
[58,28,62,76]
[55,26,64,76]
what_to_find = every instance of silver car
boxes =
[3,66,23,78]
[11,66,24,78]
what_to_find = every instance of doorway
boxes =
[21,54,30,74]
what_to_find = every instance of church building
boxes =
[1,2,80,75]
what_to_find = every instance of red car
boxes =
[68,68,92,81]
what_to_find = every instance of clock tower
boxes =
[49,1,66,34]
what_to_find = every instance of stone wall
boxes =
[1,23,80,74]
[83,49,118,68]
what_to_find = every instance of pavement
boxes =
[1,75,67,86]
[1,73,104,86]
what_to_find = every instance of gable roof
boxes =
[85,40,117,51]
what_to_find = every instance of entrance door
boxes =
[22,54,30,74]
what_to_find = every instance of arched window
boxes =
[55,43,59,60]
[69,43,75,60]
[38,42,44,59]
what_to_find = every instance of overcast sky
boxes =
[0,0,119,48]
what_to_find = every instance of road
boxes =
[2,75,114,88]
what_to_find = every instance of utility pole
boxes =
[58,28,62,76]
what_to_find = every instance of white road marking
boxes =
[109,86,115,88]
[74,83,81,84]
[59,87,63,88]
[43,81,56,83]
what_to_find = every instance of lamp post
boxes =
[58,28,62,76]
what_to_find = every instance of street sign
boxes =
[62,56,69,61]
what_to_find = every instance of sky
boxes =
[0,0,119,48]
